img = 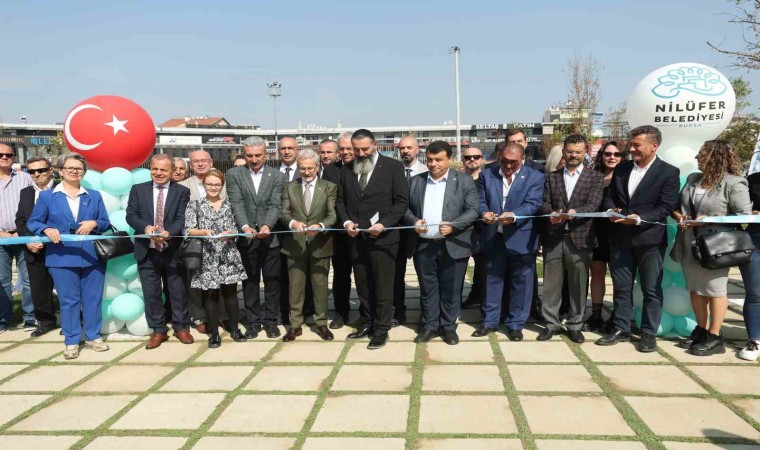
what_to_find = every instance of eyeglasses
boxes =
[203,183,223,188]
[0,153,14,159]
[61,167,85,173]
[463,155,482,161]
[603,152,622,158]
[26,168,50,175]
[191,159,211,164]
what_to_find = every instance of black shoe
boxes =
[582,314,604,332]
[537,328,556,341]
[367,333,388,350]
[229,328,247,343]
[568,330,585,344]
[244,327,259,339]
[414,329,439,343]
[441,330,459,345]
[329,315,345,330]
[391,316,406,328]
[347,327,373,339]
[596,329,631,346]
[207,333,221,349]
[638,333,658,353]
[265,324,281,339]
[31,325,55,337]
[678,326,707,349]
[461,297,482,310]
[471,326,497,337]
[688,332,725,356]
[507,329,524,341]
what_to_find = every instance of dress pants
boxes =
[350,238,397,334]
[239,240,281,328]
[279,256,314,325]
[413,240,466,331]
[139,249,190,334]
[609,244,665,335]
[393,230,411,320]
[48,264,105,346]
[331,233,354,321]
[25,249,56,329]
[287,253,330,328]
[0,244,34,325]
[483,242,535,330]
[739,230,760,340]
[542,236,591,331]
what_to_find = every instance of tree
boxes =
[719,76,759,162]
[565,52,603,138]
[604,102,629,142]
[707,0,760,70]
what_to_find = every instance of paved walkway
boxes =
[0,264,757,449]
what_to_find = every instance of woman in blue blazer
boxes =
[27,154,111,360]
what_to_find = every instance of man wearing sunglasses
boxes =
[15,157,56,336]
[461,148,486,310]
[0,144,34,333]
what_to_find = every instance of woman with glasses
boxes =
[185,169,247,348]
[27,154,111,359]
[584,141,627,332]
[671,140,751,356]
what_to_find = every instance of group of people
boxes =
[0,123,759,360]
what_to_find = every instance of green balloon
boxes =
[101,299,113,320]
[657,312,675,336]
[110,293,145,321]
[131,168,152,184]
[82,170,102,190]
[672,271,687,287]
[107,254,137,280]
[679,175,689,190]
[108,210,135,235]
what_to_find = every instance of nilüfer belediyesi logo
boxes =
[651,66,728,99]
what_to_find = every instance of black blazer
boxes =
[336,153,410,246]
[603,158,680,247]
[320,163,341,185]
[15,184,56,263]
[125,181,191,261]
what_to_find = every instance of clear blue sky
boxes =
[1,0,758,128]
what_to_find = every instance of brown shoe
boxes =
[145,333,169,350]
[316,325,334,341]
[174,329,194,344]
[195,322,208,334]
[282,327,302,342]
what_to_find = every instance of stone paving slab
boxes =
[418,395,516,434]
[599,365,708,394]
[332,364,412,391]
[211,394,317,432]
[10,395,135,431]
[422,364,503,392]
[111,393,225,430]
[83,436,187,450]
[192,437,296,450]
[0,435,81,449]
[245,365,332,391]
[0,364,101,392]
[312,395,409,432]
[119,342,202,363]
[418,438,524,450]
[521,395,635,436]
[509,364,602,392]
[302,437,406,450]
[74,365,175,392]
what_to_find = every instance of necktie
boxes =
[405,168,412,184]
[155,185,167,251]
[304,183,312,214]
[285,167,292,181]
[359,172,368,191]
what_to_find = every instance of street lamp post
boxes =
[267,82,282,146]
[450,46,462,161]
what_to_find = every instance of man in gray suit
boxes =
[404,141,479,345]
[179,149,227,333]
[226,137,285,339]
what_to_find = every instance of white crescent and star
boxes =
[64,104,130,152]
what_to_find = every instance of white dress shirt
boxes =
[280,163,298,182]
[497,167,520,233]
[420,173,447,239]
[563,165,583,201]
[249,167,264,193]
[33,179,54,203]
[628,156,657,197]
[53,183,87,222]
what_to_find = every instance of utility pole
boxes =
[267,82,282,147]
[450,46,462,161]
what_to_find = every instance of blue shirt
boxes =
[421,172,447,239]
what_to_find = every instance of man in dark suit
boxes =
[596,125,679,352]
[538,134,604,343]
[405,141,478,345]
[336,129,409,349]
[126,154,193,349]
[15,157,56,336]
[475,142,544,341]
[280,149,338,342]
[227,136,286,339]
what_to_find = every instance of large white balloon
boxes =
[126,276,143,298]
[627,63,735,149]
[663,285,693,316]
[126,313,152,336]
[658,145,700,176]
[101,191,122,215]
[103,273,127,299]
[101,319,125,334]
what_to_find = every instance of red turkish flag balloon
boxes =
[63,95,156,171]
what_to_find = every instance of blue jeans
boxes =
[739,231,760,340]
[0,244,34,326]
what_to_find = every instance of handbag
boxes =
[688,184,753,270]
[177,200,203,270]
[93,225,134,262]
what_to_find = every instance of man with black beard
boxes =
[336,129,409,349]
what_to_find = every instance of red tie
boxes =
[155,186,166,251]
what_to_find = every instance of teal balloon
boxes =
[110,293,145,321]
[107,254,137,280]
[108,210,135,235]
[657,312,675,336]
[661,269,673,288]
[673,314,698,337]
[679,175,689,190]
[81,170,102,190]
[634,308,643,328]
[131,168,152,184]
[101,167,134,196]
[101,299,113,320]
[672,271,687,287]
